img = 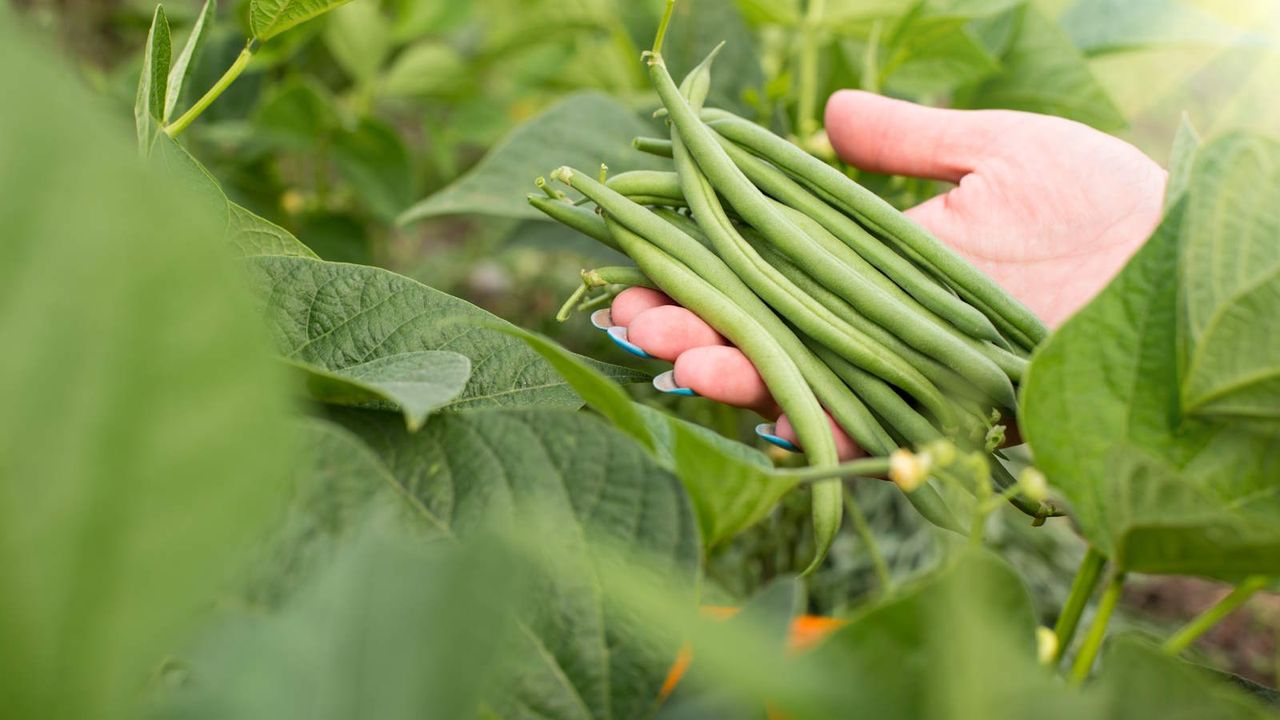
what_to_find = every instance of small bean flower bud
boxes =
[889,449,930,493]
[1019,467,1049,503]
[1036,626,1058,665]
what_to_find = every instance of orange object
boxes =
[658,607,847,702]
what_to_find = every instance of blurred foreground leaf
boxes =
[0,20,295,720]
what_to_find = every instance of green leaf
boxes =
[1094,636,1272,718]
[250,0,355,41]
[239,418,441,608]
[150,132,318,258]
[332,117,415,221]
[399,92,667,224]
[164,0,216,123]
[1061,0,1248,55]
[882,16,1002,97]
[1179,134,1280,421]
[135,4,172,149]
[246,256,646,411]
[228,203,319,258]
[334,407,702,720]
[966,5,1126,131]
[1165,114,1200,206]
[378,40,467,97]
[289,351,471,431]
[323,0,393,84]
[162,527,520,720]
[1022,135,1280,578]
[0,23,294,720]
[506,327,796,548]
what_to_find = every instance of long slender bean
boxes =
[557,166,909,564]
[648,55,1016,408]
[774,201,1028,384]
[612,172,1029,382]
[670,122,960,428]
[605,170,684,201]
[527,194,616,250]
[719,137,1004,343]
[700,108,1050,347]
[603,215,853,570]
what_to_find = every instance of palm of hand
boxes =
[893,110,1167,327]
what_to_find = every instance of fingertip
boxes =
[627,305,726,362]
[673,346,776,414]
[610,286,674,327]
[776,414,864,462]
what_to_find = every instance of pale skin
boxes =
[609,90,1168,458]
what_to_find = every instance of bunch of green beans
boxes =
[529,4,1055,570]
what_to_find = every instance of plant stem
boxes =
[1051,546,1107,665]
[652,0,676,55]
[164,41,255,138]
[1069,571,1125,686]
[556,283,590,322]
[845,489,892,595]
[796,0,826,138]
[1162,575,1269,656]
[776,456,891,484]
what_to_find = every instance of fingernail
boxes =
[607,326,652,359]
[590,308,613,330]
[755,423,799,452]
[653,370,697,396]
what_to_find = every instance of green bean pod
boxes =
[602,216,849,571]
[557,166,895,570]
[648,56,1016,408]
[669,123,961,429]
[717,137,1004,343]
[605,170,686,207]
[527,194,616,250]
[772,200,1029,385]
[700,108,1050,349]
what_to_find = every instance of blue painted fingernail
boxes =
[755,423,800,452]
[590,309,613,330]
[653,370,697,396]
[607,326,652,359]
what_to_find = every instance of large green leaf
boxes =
[332,117,415,221]
[881,15,1002,97]
[251,0,355,41]
[1179,134,1280,421]
[0,23,294,720]
[161,527,519,720]
[507,328,796,549]
[247,256,646,411]
[135,4,172,149]
[966,5,1126,131]
[399,92,667,224]
[334,407,702,720]
[1022,137,1280,579]
[289,351,471,431]
[322,0,392,84]
[164,0,216,123]
[151,133,318,258]
[377,40,467,97]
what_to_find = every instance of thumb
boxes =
[824,90,1010,183]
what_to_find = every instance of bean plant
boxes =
[3,1,1280,719]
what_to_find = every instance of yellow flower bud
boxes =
[889,449,929,493]
[1036,626,1058,665]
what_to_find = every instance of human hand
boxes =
[604,90,1167,457]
